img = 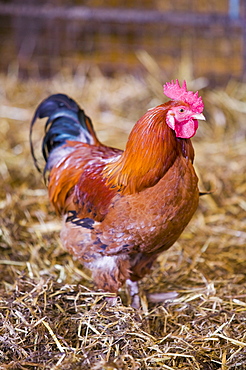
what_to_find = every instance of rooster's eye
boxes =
[179,108,185,113]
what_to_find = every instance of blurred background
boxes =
[0,0,245,84]
[1,2,246,368]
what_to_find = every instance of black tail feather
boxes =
[30,94,97,173]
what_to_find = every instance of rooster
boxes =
[30,80,205,307]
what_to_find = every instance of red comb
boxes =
[163,79,204,113]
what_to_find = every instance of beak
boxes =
[192,113,206,121]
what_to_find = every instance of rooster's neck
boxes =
[104,104,194,194]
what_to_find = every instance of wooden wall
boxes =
[0,0,245,83]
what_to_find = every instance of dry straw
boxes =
[0,59,245,369]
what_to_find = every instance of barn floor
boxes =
[0,65,245,369]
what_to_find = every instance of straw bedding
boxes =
[0,66,245,369]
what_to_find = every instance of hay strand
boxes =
[0,66,245,369]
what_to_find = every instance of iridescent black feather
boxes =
[30,94,96,173]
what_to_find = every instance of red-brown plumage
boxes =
[48,142,121,219]
[30,82,205,306]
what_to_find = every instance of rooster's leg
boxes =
[126,279,140,309]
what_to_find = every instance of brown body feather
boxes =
[47,101,199,293]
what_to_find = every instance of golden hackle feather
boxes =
[104,102,191,194]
